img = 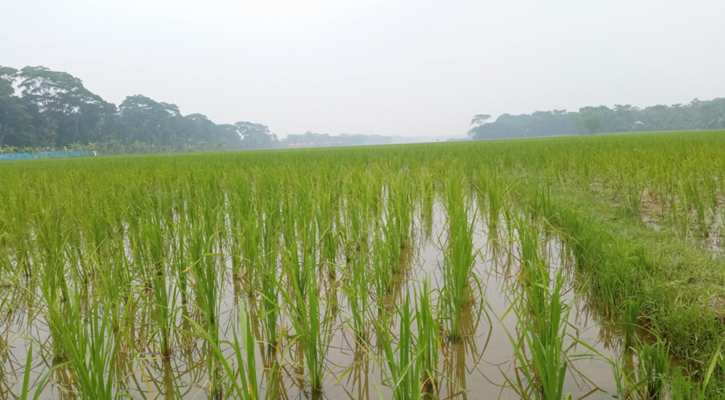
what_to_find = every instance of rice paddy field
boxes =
[2,131,725,399]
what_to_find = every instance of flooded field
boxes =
[2,132,725,399]
[2,195,623,400]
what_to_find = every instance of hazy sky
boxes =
[2,0,724,138]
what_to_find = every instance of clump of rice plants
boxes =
[632,340,670,400]
[259,194,282,350]
[417,279,439,391]
[187,220,226,397]
[440,179,478,341]
[46,282,128,399]
[503,217,571,400]
[372,225,395,309]
[373,291,430,400]
[343,250,371,343]
[622,298,642,352]
[280,246,333,393]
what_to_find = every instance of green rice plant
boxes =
[388,174,414,249]
[506,215,578,400]
[228,178,255,280]
[280,248,332,392]
[172,209,190,307]
[316,184,339,276]
[383,219,403,275]
[144,269,177,360]
[19,343,34,400]
[626,178,643,219]
[372,226,393,307]
[95,252,132,337]
[502,256,572,400]
[137,216,178,359]
[372,291,428,400]
[633,340,670,400]
[681,177,708,242]
[340,182,371,264]
[260,195,281,349]
[439,179,477,341]
[516,214,549,292]
[241,198,262,285]
[418,171,436,242]
[36,220,73,364]
[343,250,371,343]
[259,271,280,351]
[416,279,439,390]
[283,206,318,336]
[477,170,505,226]
[188,230,222,332]
[184,300,279,400]
[282,195,302,280]
[379,182,406,277]
[187,223,225,397]
[46,282,129,399]
[623,298,642,352]
[17,342,65,400]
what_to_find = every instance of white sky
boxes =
[2,0,724,137]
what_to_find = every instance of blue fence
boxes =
[0,151,98,162]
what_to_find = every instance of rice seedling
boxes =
[186,220,226,397]
[440,179,478,341]
[623,298,642,352]
[280,243,333,393]
[500,216,572,400]
[372,291,429,400]
[259,194,282,350]
[46,280,128,399]
[372,226,394,308]
[136,214,179,359]
[416,279,439,390]
[502,270,572,400]
[631,340,670,399]
[388,174,414,250]
[342,250,371,343]
[184,300,279,400]
[316,183,340,276]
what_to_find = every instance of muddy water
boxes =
[0,202,623,400]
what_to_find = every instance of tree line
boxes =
[0,65,407,155]
[0,65,279,154]
[280,131,394,147]
[469,98,725,140]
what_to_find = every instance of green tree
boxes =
[0,66,36,147]
[578,106,607,134]
[16,66,114,147]
[117,95,182,146]
[468,114,492,137]
[183,114,243,150]
[234,121,279,149]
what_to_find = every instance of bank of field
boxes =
[1,131,725,399]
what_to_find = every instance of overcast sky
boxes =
[2,0,724,138]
